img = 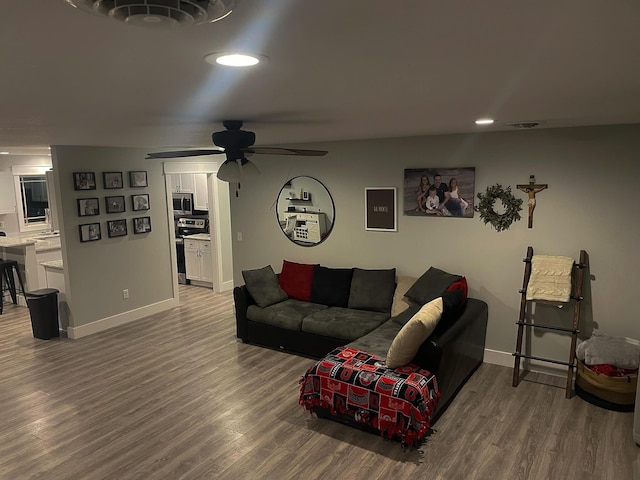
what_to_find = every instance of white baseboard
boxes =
[483,348,567,378]
[67,298,179,339]
[219,279,234,292]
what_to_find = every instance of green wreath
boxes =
[475,184,523,232]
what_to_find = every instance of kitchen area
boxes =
[169,173,214,289]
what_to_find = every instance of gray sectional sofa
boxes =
[233,263,488,421]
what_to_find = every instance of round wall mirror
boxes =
[276,176,335,246]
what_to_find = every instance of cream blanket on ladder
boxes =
[526,255,574,302]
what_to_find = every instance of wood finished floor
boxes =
[0,286,637,480]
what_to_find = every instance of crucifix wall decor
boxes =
[517,175,547,228]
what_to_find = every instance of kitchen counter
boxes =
[0,237,37,248]
[1,234,62,294]
[41,259,64,271]
[184,233,211,241]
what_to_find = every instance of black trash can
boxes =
[25,288,60,340]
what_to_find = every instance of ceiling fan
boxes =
[146,120,328,182]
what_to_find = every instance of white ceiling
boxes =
[2,0,640,156]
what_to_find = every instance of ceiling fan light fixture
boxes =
[216,159,241,182]
[65,0,235,28]
[217,158,260,182]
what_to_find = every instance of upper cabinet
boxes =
[0,172,16,214]
[169,173,208,211]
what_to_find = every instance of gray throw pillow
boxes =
[242,265,288,307]
[404,266,462,305]
[347,268,396,313]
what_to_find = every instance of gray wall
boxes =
[229,124,640,365]
[51,146,174,330]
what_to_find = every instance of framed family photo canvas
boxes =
[73,172,96,191]
[129,171,148,188]
[103,171,124,189]
[107,219,127,238]
[365,187,397,232]
[403,167,475,218]
[79,223,101,242]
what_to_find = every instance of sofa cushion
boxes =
[301,307,388,341]
[247,299,328,330]
[446,276,468,304]
[242,265,288,308]
[391,275,417,317]
[347,319,403,358]
[310,266,354,307]
[347,267,396,313]
[385,297,443,369]
[405,267,462,305]
[278,260,316,301]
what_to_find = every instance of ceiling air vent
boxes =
[506,122,541,129]
[65,0,235,28]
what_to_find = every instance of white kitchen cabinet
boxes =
[193,173,208,211]
[169,173,195,193]
[0,172,16,214]
[184,238,213,286]
[169,173,208,211]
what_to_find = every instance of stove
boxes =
[175,216,209,284]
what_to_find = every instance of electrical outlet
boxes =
[122,289,129,299]
[237,232,243,241]
[0,221,4,228]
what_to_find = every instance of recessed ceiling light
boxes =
[475,118,494,125]
[0,151,9,155]
[205,52,266,67]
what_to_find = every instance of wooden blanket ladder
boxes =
[512,246,587,398]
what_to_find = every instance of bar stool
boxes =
[0,259,26,314]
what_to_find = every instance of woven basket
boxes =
[575,359,637,408]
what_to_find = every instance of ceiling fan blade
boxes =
[146,149,224,159]
[243,147,328,156]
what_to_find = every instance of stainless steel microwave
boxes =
[172,192,193,216]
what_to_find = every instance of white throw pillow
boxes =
[385,297,443,369]
[391,275,417,317]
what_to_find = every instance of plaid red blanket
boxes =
[299,347,439,446]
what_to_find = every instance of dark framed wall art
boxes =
[403,167,475,218]
[103,171,124,189]
[77,198,100,216]
[131,194,150,211]
[133,216,152,234]
[107,219,127,238]
[365,187,397,232]
[73,172,96,191]
[79,223,101,242]
[129,171,148,188]
[105,195,126,214]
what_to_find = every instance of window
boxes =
[12,165,52,232]
[19,175,49,225]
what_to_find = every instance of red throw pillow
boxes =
[446,276,468,305]
[279,260,316,301]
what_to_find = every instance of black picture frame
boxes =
[79,223,101,242]
[133,216,152,234]
[365,187,397,232]
[73,172,96,191]
[107,219,127,238]
[105,195,126,214]
[129,171,148,188]
[103,171,124,189]
[131,194,150,211]
[77,198,100,217]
